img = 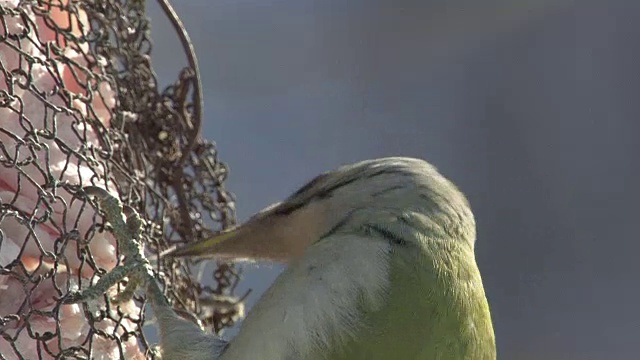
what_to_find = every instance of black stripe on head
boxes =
[364,223,407,246]
[289,172,333,199]
[273,165,403,215]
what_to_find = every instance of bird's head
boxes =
[168,157,476,263]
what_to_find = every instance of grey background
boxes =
[148,1,640,359]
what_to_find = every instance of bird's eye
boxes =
[365,224,407,246]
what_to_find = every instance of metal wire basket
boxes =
[0,1,239,358]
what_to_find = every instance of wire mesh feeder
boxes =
[0,1,241,359]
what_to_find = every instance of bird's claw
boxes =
[68,186,165,307]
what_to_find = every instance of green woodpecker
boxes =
[160,157,496,359]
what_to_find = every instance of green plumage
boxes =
[326,221,496,359]
[162,157,496,360]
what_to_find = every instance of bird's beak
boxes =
[164,201,325,263]
[165,220,276,261]
[166,227,244,259]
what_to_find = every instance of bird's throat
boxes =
[220,234,392,360]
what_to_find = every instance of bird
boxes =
[164,156,496,359]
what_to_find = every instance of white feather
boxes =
[221,233,391,359]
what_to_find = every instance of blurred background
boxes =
[147,1,639,359]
